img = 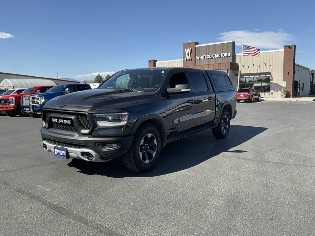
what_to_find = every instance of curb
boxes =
[261,98,315,102]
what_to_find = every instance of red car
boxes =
[0,88,26,115]
[0,86,53,116]
[237,88,260,102]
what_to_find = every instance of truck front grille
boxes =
[51,123,76,132]
[30,96,40,105]
[21,96,30,106]
[45,111,93,134]
[78,115,92,130]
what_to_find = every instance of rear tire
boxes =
[123,124,161,173]
[212,109,231,139]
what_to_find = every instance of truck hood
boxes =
[44,89,156,112]
[0,94,17,99]
[35,91,63,100]
[0,93,31,99]
[19,92,33,96]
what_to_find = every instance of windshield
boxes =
[21,87,35,94]
[46,84,65,93]
[98,69,166,92]
[1,89,15,95]
[238,88,250,92]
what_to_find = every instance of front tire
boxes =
[6,111,17,117]
[123,124,161,173]
[212,109,231,139]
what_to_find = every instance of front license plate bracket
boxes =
[54,146,69,159]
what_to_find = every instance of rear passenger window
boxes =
[187,72,209,92]
[77,85,90,91]
[212,74,234,91]
[223,75,234,90]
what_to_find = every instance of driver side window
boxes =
[169,72,189,88]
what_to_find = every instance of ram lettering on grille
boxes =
[51,118,72,125]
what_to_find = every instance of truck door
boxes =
[164,72,196,133]
[187,71,216,126]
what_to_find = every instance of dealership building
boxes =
[148,41,315,98]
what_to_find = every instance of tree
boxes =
[105,74,111,81]
[94,74,104,83]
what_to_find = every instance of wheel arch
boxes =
[130,115,167,147]
[222,103,232,118]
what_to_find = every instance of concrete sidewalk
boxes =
[261,96,315,102]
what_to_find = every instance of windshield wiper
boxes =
[117,88,140,93]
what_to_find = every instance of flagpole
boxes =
[237,43,243,90]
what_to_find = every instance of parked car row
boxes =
[0,83,92,117]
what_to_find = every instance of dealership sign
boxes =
[185,48,192,61]
[196,52,231,60]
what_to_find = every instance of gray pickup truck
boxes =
[41,68,237,173]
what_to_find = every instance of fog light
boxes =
[96,143,120,151]
[81,152,94,161]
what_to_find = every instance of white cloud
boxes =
[0,32,15,39]
[74,71,115,81]
[218,30,294,49]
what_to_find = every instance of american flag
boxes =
[242,45,260,56]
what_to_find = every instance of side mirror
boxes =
[167,84,191,94]
[64,88,70,94]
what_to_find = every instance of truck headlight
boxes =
[8,97,15,105]
[93,113,128,127]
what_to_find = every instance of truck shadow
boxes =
[67,125,267,177]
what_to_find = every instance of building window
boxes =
[240,76,270,92]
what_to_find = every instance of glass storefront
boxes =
[239,75,271,92]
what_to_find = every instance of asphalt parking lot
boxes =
[0,101,315,235]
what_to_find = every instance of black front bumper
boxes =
[41,128,134,161]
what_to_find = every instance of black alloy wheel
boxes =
[139,133,158,164]
[123,124,161,173]
[212,109,231,139]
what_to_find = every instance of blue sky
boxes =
[1,0,314,81]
